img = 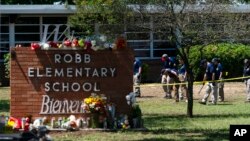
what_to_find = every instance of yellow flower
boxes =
[84,98,91,104]
[83,94,107,113]
[122,124,126,129]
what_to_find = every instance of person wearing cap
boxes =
[161,54,176,99]
[133,58,142,97]
[162,54,176,69]
[162,68,180,102]
[243,59,250,102]
[178,58,188,102]
[199,58,219,105]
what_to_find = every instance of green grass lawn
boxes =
[50,97,250,141]
[1,85,250,141]
[0,87,10,116]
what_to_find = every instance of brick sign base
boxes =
[10,48,134,119]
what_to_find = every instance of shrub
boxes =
[189,43,250,80]
[4,53,10,79]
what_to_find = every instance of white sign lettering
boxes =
[28,67,35,77]
[40,95,84,114]
[44,82,100,92]
[27,53,117,114]
[54,53,91,64]
[28,67,116,78]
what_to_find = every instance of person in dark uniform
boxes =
[162,68,180,102]
[178,58,188,102]
[161,54,176,99]
[243,59,250,102]
[199,58,219,105]
[133,58,142,97]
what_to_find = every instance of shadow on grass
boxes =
[0,100,10,112]
[126,128,227,141]
[144,113,250,119]
[135,138,173,141]
[132,113,245,141]
[155,129,225,141]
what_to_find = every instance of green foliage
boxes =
[4,53,10,79]
[69,0,127,36]
[189,43,250,80]
[1,0,75,4]
[238,0,250,3]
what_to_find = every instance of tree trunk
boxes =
[187,69,194,118]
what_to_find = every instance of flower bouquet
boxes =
[82,93,107,128]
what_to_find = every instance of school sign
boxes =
[10,48,133,118]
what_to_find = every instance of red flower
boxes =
[116,36,127,49]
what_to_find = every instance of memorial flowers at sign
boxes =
[82,93,107,115]
[29,34,127,51]
[82,93,108,128]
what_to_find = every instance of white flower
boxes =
[100,35,107,42]
[90,103,95,109]
[41,43,50,50]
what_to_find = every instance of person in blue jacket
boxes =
[199,58,219,105]
[161,54,177,99]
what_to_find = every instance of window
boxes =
[16,17,39,24]
[0,17,9,62]
[15,19,40,44]
[16,25,40,33]
[0,17,9,24]
[127,41,150,49]
[43,17,67,24]
[125,15,176,59]
[13,16,69,45]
